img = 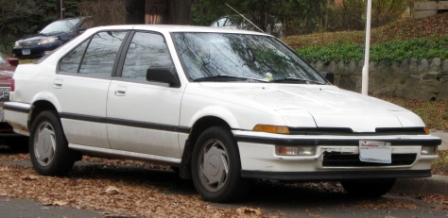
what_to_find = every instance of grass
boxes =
[432,150,448,172]
[374,95,447,131]
[282,12,448,49]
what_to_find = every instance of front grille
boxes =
[322,152,417,167]
[19,40,39,47]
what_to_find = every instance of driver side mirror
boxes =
[146,68,180,87]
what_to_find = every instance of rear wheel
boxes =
[341,179,396,197]
[191,126,248,202]
[29,111,76,176]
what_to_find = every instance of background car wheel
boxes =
[191,126,248,202]
[29,111,76,176]
[341,179,396,198]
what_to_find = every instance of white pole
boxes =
[60,0,64,19]
[362,0,372,95]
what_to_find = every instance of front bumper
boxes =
[12,42,62,58]
[233,130,441,181]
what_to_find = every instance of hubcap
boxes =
[198,139,229,192]
[34,121,56,166]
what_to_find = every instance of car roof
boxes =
[87,25,269,36]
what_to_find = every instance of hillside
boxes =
[283,12,448,49]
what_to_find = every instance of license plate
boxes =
[22,49,31,55]
[0,87,10,101]
[359,140,391,164]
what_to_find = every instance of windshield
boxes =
[172,33,326,84]
[40,18,81,34]
[0,53,6,64]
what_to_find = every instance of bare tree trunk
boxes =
[144,0,191,24]
[145,0,168,24]
[169,0,191,25]
[126,0,145,24]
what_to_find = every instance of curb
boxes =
[431,130,447,151]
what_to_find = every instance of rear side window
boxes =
[59,31,127,77]
[59,40,89,73]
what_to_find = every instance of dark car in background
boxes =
[12,17,91,58]
[0,52,28,151]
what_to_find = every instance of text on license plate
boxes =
[359,140,392,164]
[22,49,31,55]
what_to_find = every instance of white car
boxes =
[4,25,441,202]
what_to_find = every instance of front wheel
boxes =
[191,126,248,202]
[341,179,396,198]
[29,111,76,176]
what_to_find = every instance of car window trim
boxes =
[115,30,181,88]
[56,29,131,79]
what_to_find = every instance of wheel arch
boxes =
[28,100,59,131]
[179,115,234,179]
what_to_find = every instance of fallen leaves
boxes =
[0,160,266,217]
[103,186,121,195]
[20,175,38,181]
[236,207,262,216]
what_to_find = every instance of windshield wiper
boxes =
[193,74,268,82]
[271,77,326,85]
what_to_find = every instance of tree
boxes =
[126,0,192,25]
[0,0,41,53]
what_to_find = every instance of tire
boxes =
[341,179,396,198]
[191,126,248,202]
[29,111,76,176]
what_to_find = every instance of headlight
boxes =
[14,41,20,47]
[253,124,289,134]
[38,37,58,45]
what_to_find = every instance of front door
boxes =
[106,31,183,160]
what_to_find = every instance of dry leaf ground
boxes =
[0,150,267,218]
[1,146,447,217]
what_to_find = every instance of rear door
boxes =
[57,30,128,148]
[106,31,184,160]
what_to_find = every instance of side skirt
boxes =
[69,143,182,166]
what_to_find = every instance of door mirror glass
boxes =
[146,68,180,87]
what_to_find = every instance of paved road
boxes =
[0,197,103,218]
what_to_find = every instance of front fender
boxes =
[188,106,239,128]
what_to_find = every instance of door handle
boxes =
[115,86,127,96]
[53,78,63,89]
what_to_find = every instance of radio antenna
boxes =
[225,3,264,33]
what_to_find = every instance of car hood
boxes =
[17,32,67,42]
[198,83,424,132]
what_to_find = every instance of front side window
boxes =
[121,32,173,80]
[172,33,326,84]
[59,31,127,77]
